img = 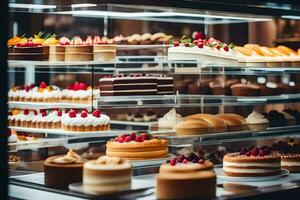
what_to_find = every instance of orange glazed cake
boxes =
[83,156,132,194]
[106,133,168,160]
[156,152,216,199]
[223,146,281,177]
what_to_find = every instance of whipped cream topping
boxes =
[281,161,300,166]
[9,85,62,100]
[52,149,84,164]
[158,108,182,128]
[61,113,110,127]
[246,111,269,125]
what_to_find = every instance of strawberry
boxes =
[118,137,124,143]
[57,110,62,116]
[192,31,206,40]
[80,111,88,118]
[120,134,127,139]
[59,37,71,45]
[125,136,131,142]
[197,42,203,48]
[223,46,229,52]
[41,112,47,117]
[40,81,47,89]
[69,110,77,118]
[92,109,101,118]
[78,82,88,90]
[173,41,180,47]
[73,82,80,91]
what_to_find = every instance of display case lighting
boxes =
[281,15,300,20]
[71,4,97,8]
[9,3,56,9]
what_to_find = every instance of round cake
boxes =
[83,156,132,194]
[156,153,216,199]
[174,120,210,135]
[223,147,281,177]
[44,149,85,189]
[281,153,300,173]
[106,133,168,160]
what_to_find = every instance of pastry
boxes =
[246,111,269,130]
[156,153,216,200]
[106,133,168,160]
[264,110,287,127]
[184,114,227,133]
[140,33,152,45]
[61,109,110,132]
[62,82,100,104]
[63,36,93,61]
[230,83,260,96]
[92,36,116,61]
[83,156,132,193]
[223,147,281,177]
[44,150,85,189]
[158,108,182,129]
[216,114,247,131]
[175,120,210,135]
[157,75,174,95]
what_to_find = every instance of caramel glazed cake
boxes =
[223,147,281,177]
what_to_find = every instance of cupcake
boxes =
[246,111,269,130]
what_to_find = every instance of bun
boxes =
[175,120,210,135]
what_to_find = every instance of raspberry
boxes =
[57,110,62,116]
[135,136,143,142]
[40,82,47,89]
[73,82,80,91]
[24,109,29,115]
[223,46,229,51]
[130,133,136,140]
[118,137,124,143]
[170,158,177,166]
[69,110,76,118]
[197,42,203,48]
[114,137,119,142]
[183,159,188,164]
[120,134,127,139]
[198,159,205,164]
[140,133,150,140]
[245,151,251,157]
[125,136,131,142]
[251,147,259,156]
[41,112,47,117]
[259,150,265,157]
[78,82,88,90]
[173,41,180,47]
[80,112,88,118]
[177,155,185,163]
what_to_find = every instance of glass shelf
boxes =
[8,56,300,75]
[8,101,91,109]
[95,94,300,108]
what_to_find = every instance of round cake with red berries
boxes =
[156,153,216,199]
[61,109,110,132]
[106,133,168,160]
[223,147,281,177]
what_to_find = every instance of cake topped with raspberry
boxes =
[106,132,168,160]
[223,146,281,177]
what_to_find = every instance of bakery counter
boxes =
[9,166,300,200]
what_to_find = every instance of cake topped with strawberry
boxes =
[106,132,168,160]
[62,82,100,104]
[168,32,238,65]
[61,109,110,132]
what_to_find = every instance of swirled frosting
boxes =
[158,108,182,128]
[246,111,269,124]
[52,149,84,164]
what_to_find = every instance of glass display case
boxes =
[6,1,300,199]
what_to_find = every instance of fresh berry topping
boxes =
[40,82,47,89]
[192,158,199,163]
[187,153,198,162]
[245,151,251,157]
[120,134,126,139]
[93,36,101,44]
[198,159,205,164]
[215,45,221,50]
[57,110,62,116]
[72,36,84,45]
[192,31,206,40]
[173,41,180,47]
[118,137,124,143]
[183,159,188,164]
[251,147,259,156]
[192,40,199,45]
[223,46,229,51]
[184,42,190,47]
[259,149,266,157]
[24,109,29,115]
[33,110,38,115]
[73,82,80,91]
[80,111,88,118]
[66,85,73,90]
[140,133,150,140]
[78,82,88,90]
[170,158,177,166]
[177,155,185,163]
[41,112,47,117]
[92,109,101,118]
[64,109,70,114]
[130,133,136,140]
[197,42,203,48]
[135,135,144,142]
[125,136,131,142]
[114,137,119,142]
[69,110,77,118]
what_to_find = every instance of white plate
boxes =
[216,168,289,182]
